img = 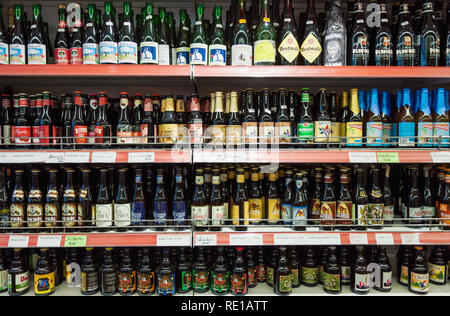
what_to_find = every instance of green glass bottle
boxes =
[140,3,158,64]
[82,4,99,64]
[231,0,253,65]
[190,4,208,65]
[253,0,276,65]
[167,12,177,64]
[176,9,190,65]
[209,6,227,66]
[99,2,118,64]
[278,0,299,65]
[28,4,47,64]
[158,8,171,65]
[118,2,137,64]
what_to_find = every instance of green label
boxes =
[318,266,324,283]
[212,272,229,293]
[428,263,446,284]
[323,272,340,291]
[266,267,274,284]
[297,122,314,141]
[377,152,400,163]
[193,270,209,291]
[279,274,292,293]
[291,268,299,286]
[302,267,318,284]
[0,270,8,291]
[64,235,87,247]
[181,270,192,291]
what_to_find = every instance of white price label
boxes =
[401,233,420,245]
[45,153,65,163]
[431,152,450,163]
[274,233,308,245]
[305,233,342,245]
[225,150,243,163]
[349,152,377,163]
[92,151,117,163]
[375,233,395,245]
[64,152,90,163]
[8,235,29,248]
[36,235,62,247]
[195,234,218,246]
[128,152,155,163]
[13,152,45,163]
[229,233,263,246]
[349,233,369,245]
[156,234,191,247]
[193,150,206,163]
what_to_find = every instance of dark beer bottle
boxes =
[408,167,423,227]
[428,246,447,285]
[14,93,31,146]
[8,248,29,296]
[396,2,415,66]
[95,92,112,147]
[323,247,341,294]
[280,170,293,225]
[382,165,394,225]
[177,248,192,294]
[137,248,155,296]
[131,169,146,229]
[139,3,158,65]
[114,169,131,230]
[275,89,292,145]
[302,246,318,287]
[10,5,27,65]
[337,170,352,230]
[246,248,257,288]
[419,1,441,66]
[34,249,55,296]
[118,248,136,296]
[54,5,70,64]
[211,247,229,295]
[351,246,369,294]
[10,170,25,231]
[231,0,253,66]
[118,2,137,64]
[26,169,43,230]
[374,2,393,66]
[349,2,370,65]
[99,2,118,64]
[230,247,248,295]
[85,94,98,146]
[193,247,210,293]
[192,169,209,230]
[62,169,77,229]
[278,0,299,65]
[439,169,450,230]
[339,246,351,286]
[80,248,99,295]
[300,0,322,65]
[95,169,113,230]
[314,89,331,145]
[210,169,225,230]
[0,171,9,231]
[409,246,429,295]
[153,168,168,230]
[368,168,384,229]
[374,247,392,292]
[310,169,323,225]
[354,168,368,230]
[258,89,274,145]
[69,4,83,64]
[320,170,336,229]
[71,92,87,145]
[398,246,411,286]
[77,169,93,230]
[157,249,175,296]
[100,248,117,296]
[324,0,346,66]
[292,172,308,230]
[116,92,132,145]
[274,247,292,295]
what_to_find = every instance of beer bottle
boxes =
[191,169,208,230]
[314,89,331,145]
[14,93,31,146]
[351,246,369,294]
[0,171,9,230]
[242,89,258,145]
[346,89,363,147]
[61,94,72,147]
[82,4,99,64]
[380,91,393,147]
[339,246,351,286]
[118,2,137,64]
[95,92,111,146]
[136,248,155,296]
[310,168,323,225]
[280,170,293,225]
[211,247,229,295]
[257,89,274,145]
[0,250,7,293]
[26,169,43,230]
[396,2,415,66]
[254,0,276,65]
[30,94,39,146]
[278,0,299,65]
[354,168,368,230]
[175,10,190,65]
[419,1,441,66]
[141,95,155,145]
[176,248,192,294]
[324,0,346,66]
[116,92,132,145]
[336,170,352,230]
[190,4,208,65]
[323,247,341,294]
[84,94,97,145]
[0,4,8,65]
[373,247,392,292]
[428,246,447,285]
[267,172,280,225]
[320,170,336,229]
[80,248,99,295]
[33,249,55,296]
[27,4,47,65]
[253,247,265,284]
[231,0,253,66]
[211,92,226,145]
[158,8,171,65]
[153,168,168,230]
[71,92,87,145]
[440,168,450,230]
[10,5,26,64]
[70,4,83,64]
[54,5,70,64]
[398,246,411,286]
[10,170,25,231]
[366,89,383,147]
[131,94,143,145]
[8,249,29,296]
[209,169,225,230]
[297,88,314,144]
[248,168,263,225]
[230,247,248,295]
[114,169,131,230]
[159,94,178,146]
[327,92,339,145]
[209,6,226,66]
[100,248,117,296]
[61,169,77,229]
[302,246,318,287]
[171,168,186,228]
[433,88,449,147]
[368,168,384,229]
[175,96,187,143]
[381,165,394,225]
[186,94,202,145]
[339,92,349,143]
[139,3,158,64]
[156,249,175,296]
[398,88,415,147]
[300,0,322,65]
[244,248,256,289]
[409,246,429,295]
[408,167,423,227]
[374,2,393,66]
[2,94,12,146]
[320,248,331,284]
[95,169,113,230]
[117,248,136,296]
[274,247,292,295]
[37,92,52,146]
[291,172,307,230]
[99,2,118,64]
[416,88,433,147]
[130,169,147,229]
[192,247,210,293]
[349,2,370,65]
[232,168,249,231]
[275,89,292,145]
[421,166,434,223]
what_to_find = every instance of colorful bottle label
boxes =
[275,122,291,143]
[173,201,186,224]
[158,124,178,144]
[409,272,429,293]
[428,263,446,284]
[14,126,31,144]
[231,44,253,65]
[175,47,190,65]
[398,122,416,147]
[230,273,247,294]
[384,205,394,221]
[193,270,209,291]
[0,43,9,64]
[380,271,392,290]
[417,122,434,147]
[422,206,435,218]
[433,122,450,146]
[320,201,336,225]
[400,266,409,285]
[118,271,136,293]
[278,274,292,293]
[292,206,307,226]
[281,203,292,224]
[330,122,341,143]
[189,43,208,65]
[382,122,393,146]
[0,270,7,291]
[180,270,192,291]
[9,272,29,292]
[341,266,351,284]
[396,32,415,66]
[34,272,55,295]
[346,122,363,146]
[366,122,383,146]
[291,268,299,286]
[140,41,158,64]
[268,198,280,224]
[157,273,175,295]
[211,205,225,226]
[158,44,170,65]
[137,271,155,294]
[188,123,203,144]
[254,40,276,64]
[357,204,369,226]
[248,198,263,222]
[302,267,318,285]
[27,203,43,227]
[9,44,26,64]
[297,122,314,142]
[323,272,340,292]
[27,44,46,64]
[242,122,258,143]
[153,201,168,226]
[118,41,138,64]
[336,201,352,226]
[314,121,331,143]
[73,125,88,143]
[209,44,226,66]
[369,203,384,226]
[191,205,209,226]
[82,43,99,64]
[130,201,146,226]
[212,272,228,293]
[99,41,118,64]
[310,198,321,222]
[278,32,300,63]
[70,47,83,64]
[354,273,370,292]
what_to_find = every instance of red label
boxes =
[39,125,50,144]
[188,123,203,144]
[74,125,88,143]
[19,99,27,106]
[14,126,31,144]
[58,21,68,28]
[70,47,83,64]
[140,125,148,144]
[95,126,104,143]
[54,126,61,144]
[11,126,15,143]
[144,100,153,112]
[32,126,40,144]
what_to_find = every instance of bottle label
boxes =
[211,205,225,225]
[118,41,138,64]
[34,272,55,295]
[382,123,393,145]
[70,47,83,64]
[173,201,187,224]
[354,273,370,292]
[292,206,307,226]
[420,33,440,66]
[61,203,76,227]
[330,122,341,143]
[400,266,409,285]
[302,267,318,285]
[248,267,256,286]
[73,125,87,144]
[433,122,449,146]
[99,41,118,64]
[158,44,170,65]
[314,121,331,143]
[357,204,369,226]
[409,207,422,219]
[281,203,292,224]
[275,122,291,143]
[278,32,300,63]
[257,264,266,282]
[337,201,352,226]
[320,201,336,225]
[95,204,113,227]
[157,273,175,295]
[10,204,25,228]
[54,48,69,64]
[180,271,192,291]
[369,203,384,226]
[268,198,280,224]
[189,43,208,65]
[9,44,26,64]
[192,205,209,226]
[341,266,351,284]
[188,123,203,144]
[130,201,146,226]
[153,201,168,226]
[175,47,190,65]
[137,271,154,294]
[248,198,263,221]
[14,126,31,144]
[351,33,370,65]
[114,203,131,227]
[375,33,393,66]
[159,124,178,144]
[212,272,228,293]
[209,44,226,66]
[396,33,415,66]
[366,122,383,146]
[398,122,415,147]
[82,43,99,64]
[9,272,29,292]
[27,44,47,64]
[211,125,226,144]
[242,122,258,143]
[278,274,292,293]
[140,41,158,64]
[410,272,429,293]
[428,263,446,284]
[226,125,242,144]
[417,122,434,146]
[311,198,321,221]
[0,43,8,64]
[381,271,392,289]
[324,31,345,66]
[0,270,7,291]
[231,44,253,65]
[254,40,276,64]
[383,205,394,221]
[3,125,11,145]
[230,273,247,294]
[300,33,322,64]
[258,123,274,143]
[171,47,176,65]
[0,208,8,227]
[346,122,363,145]
[266,267,274,284]
[232,202,249,226]
[193,270,209,291]
[323,272,340,292]
[422,206,435,218]
[291,268,299,286]
[118,271,136,293]
[27,203,43,227]
[440,203,450,226]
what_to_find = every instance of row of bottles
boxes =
[0,163,450,231]
[1,245,448,296]
[1,87,448,148]
[0,0,449,66]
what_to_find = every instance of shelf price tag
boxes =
[431,152,450,163]
[128,152,155,163]
[64,152,90,163]
[229,233,263,246]
[8,235,29,248]
[37,235,62,247]
[400,233,420,245]
[64,235,87,247]
[375,233,395,245]
[13,152,45,163]
[45,153,65,163]
[195,234,218,246]
[92,151,117,163]
[156,234,191,247]
[349,233,369,245]
[193,150,206,163]
[274,233,308,245]
[349,152,377,163]
[377,152,400,163]
[305,233,342,245]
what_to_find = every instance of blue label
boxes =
[27,43,46,64]
[292,206,308,226]
[0,43,8,64]
[153,201,168,226]
[131,201,146,226]
[190,43,208,65]
[10,44,26,64]
[82,43,99,64]
[382,123,393,147]
[366,122,383,147]
[176,47,189,65]
[173,201,186,225]
[209,44,226,66]
[118,41,137,64]
[99,41,118,64]
[398,122,416,147]
[281,203,292,225]
[157,273,175,295]
[140,41,158,64]
[433,122,450,147]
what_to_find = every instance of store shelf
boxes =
[0,231,192,248]
[0,149,191,164]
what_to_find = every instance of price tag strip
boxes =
[128,152,155,163]
[349,233,369,245]
[45,152,65,163]
[36,235,62,248]
[375,233,395,245]
[195,234,218,246]
[273,233,341,245]
[431,152,450,163]
[64,235,87,247]
[91,151,117,163]
[229,233,263,246]
[156,234,192,247]
[377,152,400,163]
[64,152,90,163]
[8,235,30,248]
[400,233,421,245]
[348,152,377,163]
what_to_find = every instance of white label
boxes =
[0,43,9,64]
[64,152,90,163]
[229,233,263,246]
[401,233,420,245]
[349,233,369,245]
[36,235,62,247]
[191,205,209,225]
[208,44,226,66]
[231,44,253,65]
[274,233,307,245]
[158,44,170,65]
[99,41,118,64]
[157,234,192,247]
[10,152,45,163]
[349,152,377,163]
[45,153,65,163]
[27,43,47,64]
[140,41,158,64]
[190,43,208,65]
[128,152,155,163]
[305,233,342,245]
[211,205,225,225]
[92,151,116,163]
[95,204,113,227]
[118,41,138,64]
[9,44,26,64]
[195,234,218,246]
[114,203,131,227]
[431,152,450,163]
[8,235,29,248]
[375,233,395,245]
[82,43,99,64]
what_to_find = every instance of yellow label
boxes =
[346,122,363,144]
[330,122,341,143]
[243,201,249,225]
[268,198,280,224]
[428,263,446,283]
[239,19,247,24]
[34,272,55,295]
[226,125,242,144]
[278,32,300,63]
[177,124,188,141]
[263,17,271,23]
[249,198,263,221]
[314,121,331,143]
[211,125,226,144]
[254,40,276,64]
[232,202,249,226]
[159,124,178,144]
[300,33,322,64]
[340,122,346,138]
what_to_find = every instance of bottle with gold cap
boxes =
[159,94,178,146]
[226,91,242,146]
[346,88,363,147]
[249,168,263,225]
[232,168,249,231]
[267,172,280,225]
[210,169,225,231]
[340,91,349,144]
[192,169,209,230]
[211,92,226,145]
[34,249,55,296]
